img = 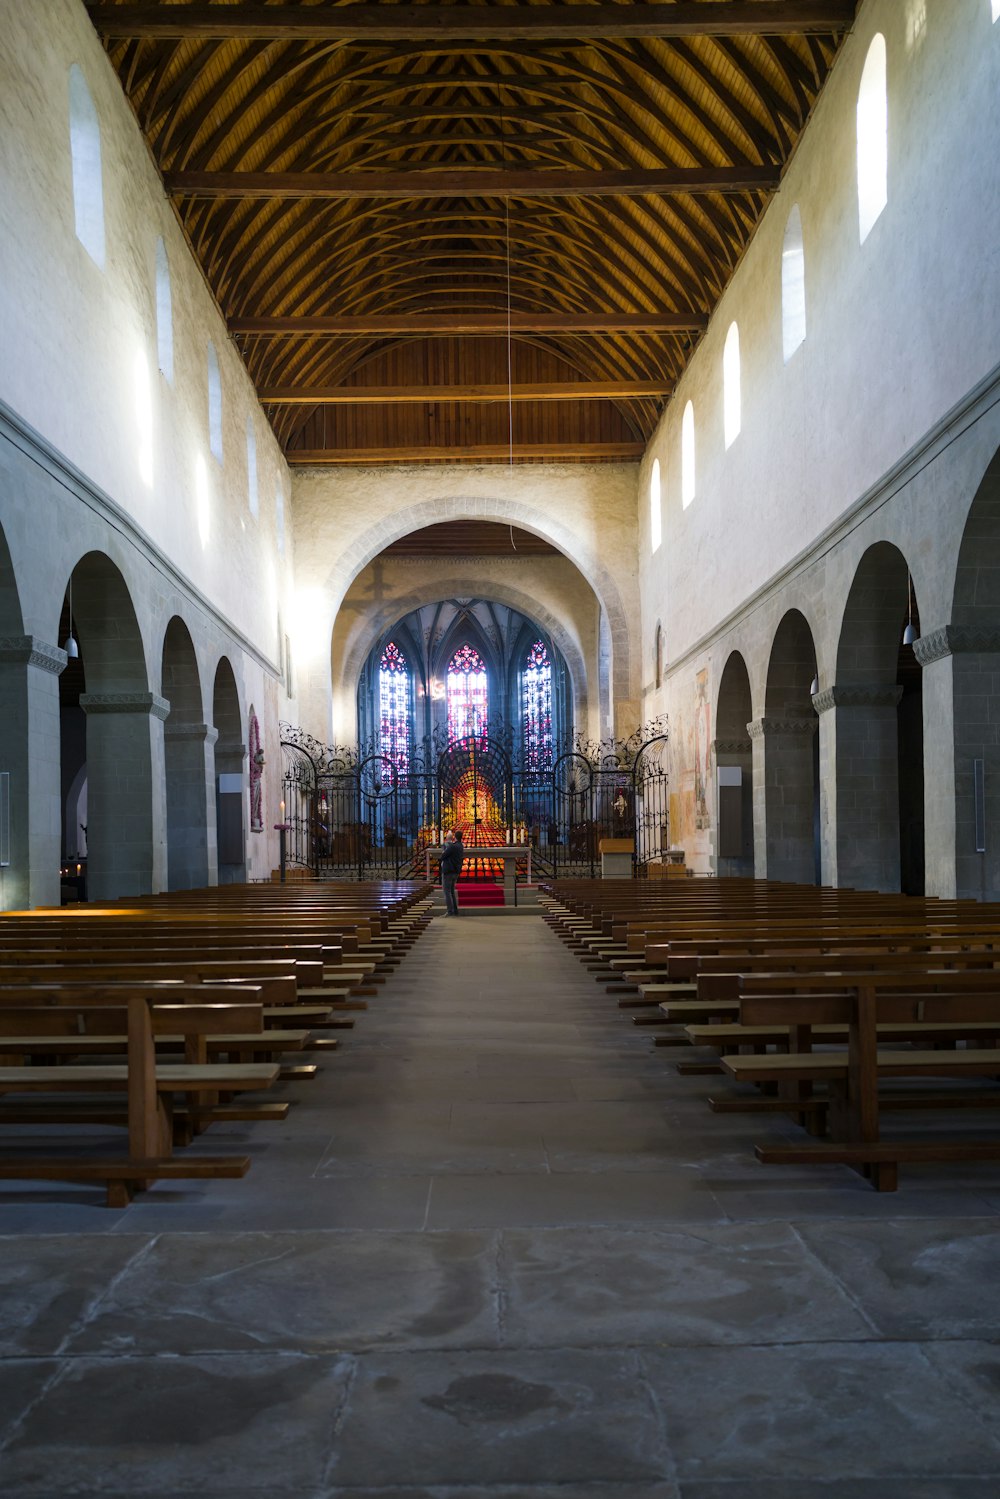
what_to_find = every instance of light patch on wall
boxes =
[781,205,807,361]
[905,0,927,52]
[857,34,888,245]
[993,0,999,23]
[134,346,153,487]
[681,401,696,509]
[650,457,661,552]
[155,238,173,381]
[289,586,329,667]
[68,65,105,268]
[723,322,741,449]
[195,453,211,548]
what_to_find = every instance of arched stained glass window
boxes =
[378,641,411,775]
[522,641,553,771]
[447,644,488,741]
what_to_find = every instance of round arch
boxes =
[758,609,819,883]
[161,616,211,890]
[213,655,247,883]
[714,651,754,877]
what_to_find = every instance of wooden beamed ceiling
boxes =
[87,1,856,466]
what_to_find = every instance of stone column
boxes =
[80,691,170,900]
[748,716,818,882]
[916,625,1000,900]
[0,636,65,910]
[164,721,218,890]
[812,684,902,892]
[214,736,248,883]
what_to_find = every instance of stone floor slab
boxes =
[327,1349,670,1489]
[68,1229,500,1356]
[498,1223,874,1346]
[640,1342,1000,1481]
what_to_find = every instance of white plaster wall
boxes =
[291,463,640,742]
[640,0,1000,668]
[0,0,294,663]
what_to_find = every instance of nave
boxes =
[2,906,1000,1494]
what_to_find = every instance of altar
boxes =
[425,844,532,905]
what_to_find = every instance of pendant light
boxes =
[63,575,79,659]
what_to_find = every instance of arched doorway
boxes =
[161,616,212,889]
[213,658,246,883]
[755,610,819,883]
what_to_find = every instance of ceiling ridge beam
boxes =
[88,4,857,41]
[259,381,674,404]
[232,313,707,335]
[166,166,779,199]
[285,443,646,464]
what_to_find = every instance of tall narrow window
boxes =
[781,205,807,361]
[650,457,662,553]
[993,0,999,24]
[207,340,223,461]
[857,34,888,244]
[68,65,105,267]
[681,401,696,508]
[155,238,173,381]
[246,417,259,517]
[379,641,412,776]
[522,641,554,772]
[275,483,286,554]
[723,322,741,449]
[447,644,488,741]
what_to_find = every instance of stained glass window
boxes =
[522,640,553,771]
[447,644,488,741]
[379,641,411,775]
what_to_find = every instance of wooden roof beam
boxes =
[231,313,707,336]
[88,4,857,41]
[285,443,647,465]
[259,381,673,405]
[166,166,779,199]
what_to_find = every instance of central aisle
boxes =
[2,909,1000,1495]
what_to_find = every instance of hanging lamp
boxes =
[902,572,918,645]
[63,574,79,659]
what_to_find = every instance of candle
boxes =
[279,800,285,819]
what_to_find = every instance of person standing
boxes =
[440,830,464,916]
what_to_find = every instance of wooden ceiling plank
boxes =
[259,380,674,404]
[87,4,857,42]
[284,443,647,464]
[230,313,707,335]
[165,165,780,199]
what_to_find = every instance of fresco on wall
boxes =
[694,668,711,830]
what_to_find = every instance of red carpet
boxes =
[455,880,505,906]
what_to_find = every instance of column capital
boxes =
[712,737,752,756]
[215,738,248,760]
[0,635,66,674]
[163,721,220,744]
[912,624,1000,666]
[811,683,903,715]
[80,691,171,721]
[747,717,817,739]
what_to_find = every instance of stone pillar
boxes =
[812,684,902,892]
[164,721,218,890]
[0,636,65,910]
[916,625,1000,901]
[748,716,818,882]
[80,691,170,900]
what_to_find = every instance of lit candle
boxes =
[279,800,285,819]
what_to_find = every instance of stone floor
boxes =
[2,904,1000,1496]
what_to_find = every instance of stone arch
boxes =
[325,495,636,715]
[0,518,35,908]
[213,656,246,882]
[161,615,213,890]
[824,541,919,892]
[754,609,819,882]
[336,575,590,736]
[66,551,163,899]
[714,651,754,876]
[933,443,1000,897]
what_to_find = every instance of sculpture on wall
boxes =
[249,711,264,831]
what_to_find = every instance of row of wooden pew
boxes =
[0,880,434,1205]
[540,877,1000,1191]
